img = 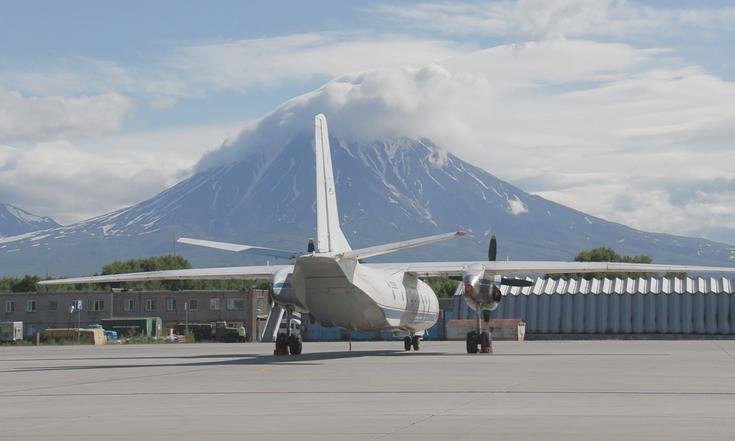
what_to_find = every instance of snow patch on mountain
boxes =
[506,196,528,215]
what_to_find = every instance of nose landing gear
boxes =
[466,309,493,354]
[273,307,302,356]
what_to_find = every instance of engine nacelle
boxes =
[462,264,502,313]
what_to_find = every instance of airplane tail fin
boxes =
[315,114,351,253]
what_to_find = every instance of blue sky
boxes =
[1,0,734,244]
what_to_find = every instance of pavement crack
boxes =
[712,341,735,361]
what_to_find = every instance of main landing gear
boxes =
[466,309,492,354]
[274,307,302,356]
[274,333,302,355]
[403,335,420,351]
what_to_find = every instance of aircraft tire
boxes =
[288,335,302,355]
[480,332,491,353]
[466,331,478,354]
[274,334,289,356]
[411,335,420,351]
[404,336,412,351]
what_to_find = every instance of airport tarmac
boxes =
[1,340,734,441]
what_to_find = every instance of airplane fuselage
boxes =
[274,255,439,333]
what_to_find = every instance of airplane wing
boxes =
[368,261,735,278]
[37,265,292,286]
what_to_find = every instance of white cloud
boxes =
[167,33,470,95]
[0,87,132,143]
[1,33,469,103]
[376,0,735,40]
[0,122,241,224]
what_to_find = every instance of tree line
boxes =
[0,255,269,293]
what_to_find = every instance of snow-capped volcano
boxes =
[1,130,734,276]
[0,202,60,238]
[2,67,734,276]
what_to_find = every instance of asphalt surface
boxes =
[1,340,734,440]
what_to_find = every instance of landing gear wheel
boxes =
[287,335,302,355]
[404,336,412,351]
[466,331,478,354]
[479,331,492,353]
[273,334,289,356]
[411,335,420,351]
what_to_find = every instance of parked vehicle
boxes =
[87,324,118,342]
[214,321,243,342]
[0,321,23,343]
[100,317,162,337]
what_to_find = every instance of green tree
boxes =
[101,255,194,290]
[548,247,686,280]
[12,275,40,292]
[100,255,269,291]
[427,277,459,298]
[0,275,41,293]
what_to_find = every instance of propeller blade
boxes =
[500,277,534,287]
[488,235,497,261]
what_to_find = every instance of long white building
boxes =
[453,277,735,335]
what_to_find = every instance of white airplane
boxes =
[40,114,735,355]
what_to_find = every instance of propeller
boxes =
[500,277,534,287]
[488,235,497,261]
[489,234,532,287]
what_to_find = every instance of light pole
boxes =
[184,300,189,336]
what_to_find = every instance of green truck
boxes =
[100,317,162,338]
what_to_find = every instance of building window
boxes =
[145,299,156,311]
[209,298,220,311]
[123,299,134,312]
[5,301,15,313]
[226,298,244,311]
[166,298,176,311]
[187,299,198,311]
[26,300,37,312]
[48,300,58,311]
[93,299,104,311]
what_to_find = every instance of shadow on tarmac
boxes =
[5,348,669,373]
[6,349,450,372]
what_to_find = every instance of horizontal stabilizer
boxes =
[339,231,466,261]
[177,237,300,260]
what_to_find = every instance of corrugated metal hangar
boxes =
[454,277,735,335]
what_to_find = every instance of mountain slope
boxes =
[0,202,60,238]
[1,133,733,276]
